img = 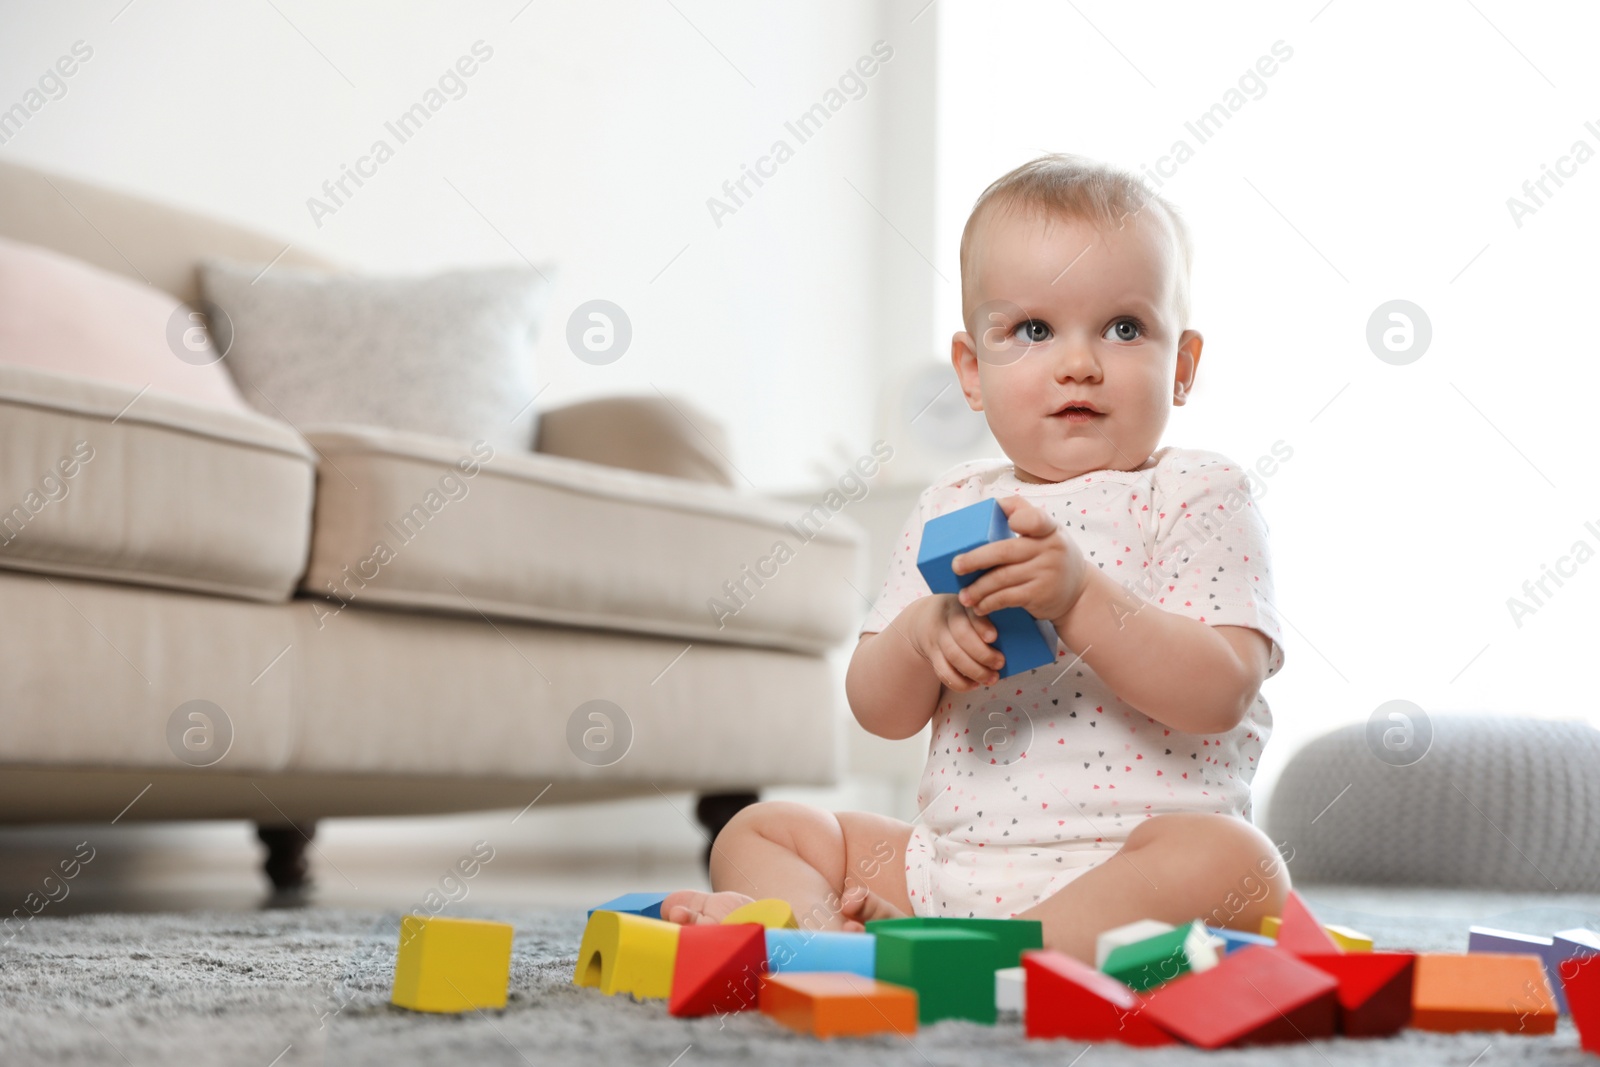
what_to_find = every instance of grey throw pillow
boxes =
[199,259,548,450]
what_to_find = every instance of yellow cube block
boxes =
[1325,924,1374,952]
[722,898,798,930]
[1258,915,1373,952]
[574,910,680,999]
[391,915,514,1013]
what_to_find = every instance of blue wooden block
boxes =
[765,929,875,978]
[916,500,1059,679]
[988,607,1059,675]
[1204,925,1276,956]
[917,499,1013,596]
[587,892,669,920]
[1468,926,1569,1013]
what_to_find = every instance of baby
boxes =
[664,154,1290,963]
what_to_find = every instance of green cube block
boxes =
[865,916,1044,968]
[872,927,1007,1024]
[1101,919,1221,991]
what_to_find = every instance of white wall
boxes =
[936,0,1600,809]
[0,0,940,491]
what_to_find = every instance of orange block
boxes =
[1412,953,1557,1034]
[760,972,918,1039]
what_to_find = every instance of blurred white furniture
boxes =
[0,160,866,887]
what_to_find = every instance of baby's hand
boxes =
[907,593,1005,692]
[952,495,1089,626]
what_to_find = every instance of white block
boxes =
[1554,927,1600,952]
[995,966,1025,1017]
[1094,919,1175,969]
[1181,920,1225,974]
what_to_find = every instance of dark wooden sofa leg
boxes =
[256,822,315,891]
[694,792,759,871]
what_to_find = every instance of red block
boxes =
[1565,952,1600,1054]
[1021,950,1173,1046]
[1141,945,1339,1048]
[1275,890,1342,956]
[1299,952,1415,1037]
[668,923,767,1018]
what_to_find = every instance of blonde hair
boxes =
[959,153,1193,330]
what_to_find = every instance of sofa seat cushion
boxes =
[0,364,316,601]
[302,426,866,653]
[0,568,838,794]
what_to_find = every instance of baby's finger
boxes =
[930,653,977,692]
[965,575,1033,617]
[960,606,998,643]
[953,610,1003,668]
[940,630,1000,685]
[998,493,1058,538]
[951,537,1031,577]
[958,562,1027,614]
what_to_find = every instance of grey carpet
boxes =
[3,886,1599,1066]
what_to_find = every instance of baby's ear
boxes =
[950,331,985,411]
[1172,329,1203,405]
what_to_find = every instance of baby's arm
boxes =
[1055,567,1270,735]
[846,595,1004,740]
[954,494,1269,736]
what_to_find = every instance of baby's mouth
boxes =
[1050,402,1104,423]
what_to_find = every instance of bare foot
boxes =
[838,884,908,933]
[660,889,756,926]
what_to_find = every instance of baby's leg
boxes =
[661,801,914,932]
[1021,812,1290,963]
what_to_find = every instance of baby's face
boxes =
[953,206,1202,483]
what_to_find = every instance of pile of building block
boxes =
[562,889,1600,1049]
[1022,890,1600,1048]
[384,888,1600,1051]
[569,891,1051,1034]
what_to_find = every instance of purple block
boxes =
[1554,928,1600,1011]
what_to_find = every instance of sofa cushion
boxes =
[0,235,253,413]
[535,394,736,488]
[301,425,866,653]
[199,259,549,452]
[0,364,316,601]
[0,568,838,793]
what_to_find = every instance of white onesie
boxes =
[862,446,1286,919]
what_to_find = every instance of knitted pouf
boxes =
[1264,714,1600,892]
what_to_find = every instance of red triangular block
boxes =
[1299,952,1415,1037]
[1140,945,1338,1048]
[1021,950,1173,1046]
[1275,890,1342,956]
[1565,952,1600,1054]
[668,923,767,1017]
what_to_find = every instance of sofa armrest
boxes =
[533,393,736,488]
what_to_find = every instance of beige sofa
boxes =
[0,160,865,887]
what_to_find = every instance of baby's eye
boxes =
[1012,319,1052,344]
[1104,317,1145,342]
